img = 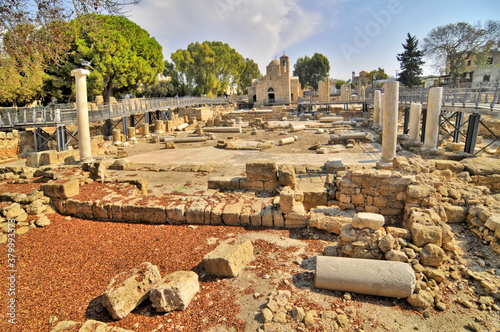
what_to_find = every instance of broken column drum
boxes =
[112,129,121,145]
[71,69,92,162]
[315,256,416,298]
[423,87,443,151]
[127,127,136,141]
[143,123,150,135]
[408,103,422,143]
[380,81,399,163]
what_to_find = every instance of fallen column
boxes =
[176,123,189,131]
[319,117,344,123]
[315,256,416,298]
[203,127,242,133]
[279,137,295,146]
[290,124,306,132]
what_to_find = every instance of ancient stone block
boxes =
[420,244,445,267]
[41,179,79,199]
[210,203,225,225]
[444,204,468,223]
[273,208,284,228]
[411,223,443,247]
[278,164,296,189]
[261,206,273,227]
[407,184,436,199]
[246,161,278,182]
[203,238,253,277]
[66,199,93,218]
[102,262,162,320]
[186,199,209,224]
[122,204,167,224]
[150,271,199,312]
[352,212,385,230]
[40,150,59,166]
[485,214,500,232]
[166,202,186,224]
[26,151,43,167]
[309,207,354,234]
[434,160,465,173]
[303,190,328,210]
[223,201,242,226]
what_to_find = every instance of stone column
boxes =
[408,103,422,143]
[112,129,122,145]
[127,127,136,142]
[423,87,443,151]
[143,123,150,135]
[380,81,399,165]
[361,86,365,102]
[71,69,92,162]
[379,93,385,128]
[373,90,381,127]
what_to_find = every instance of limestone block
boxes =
[186,199,209,224]
[444,204,468,223]
[3,203,25,220]
[166,202,186,224]
[309,207,354,234]
[273,209,284,227]
[203,238,253,277]
[303,190,328,210]
[278,164,296,189]
[150,271,199,312]
[65,199,93,218]
[434,160,465,173]
[121,204,167,224]
[27,200,47,215]
[40,150,59,166]
[461,157,500,176]
[245,180,264,191]
[407,184,436,199]
[315,256,416,298]
[385,250,408,262]
[102,262,162,320]
[340,223,357,242]
[420,244,445,267]
[210,203,225,225]
[407,289,434,309]
[261,206,273,227]
[284,213,306,228]
[250,202,262,226]
[352,212,385,230]
[279,187,295,212]
[378,234,396,253]
[41,179,79,199]
[246,161,278,182]
[411,223,443,247]
[485,214,500,232]
[51,321,82,331]
[26,151,43,167]
[223,201,243,226]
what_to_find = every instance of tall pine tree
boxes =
[397,33,424,88]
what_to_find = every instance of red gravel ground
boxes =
[0,213,292,332]
[0,180,43,194]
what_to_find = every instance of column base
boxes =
[376,161,393,170]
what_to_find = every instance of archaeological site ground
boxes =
[1,83,500,332]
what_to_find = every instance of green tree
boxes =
[397,33,424,88]
[1,0,140,105]
[334,79,346,90]
[239,59,262,94]
[0,24,48,106]
[423,20,500,86]
[171,41,247,97]
[293,53,330,90]
[66,14,164,102]
[366,68,388,83]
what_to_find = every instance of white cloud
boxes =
[129,0,323,72]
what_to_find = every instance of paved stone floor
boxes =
[126,142,382,166]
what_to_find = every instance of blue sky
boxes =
[129,0,500,81]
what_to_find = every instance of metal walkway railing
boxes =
[0,96,229,129]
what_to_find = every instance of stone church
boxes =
[247,54,302,105]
